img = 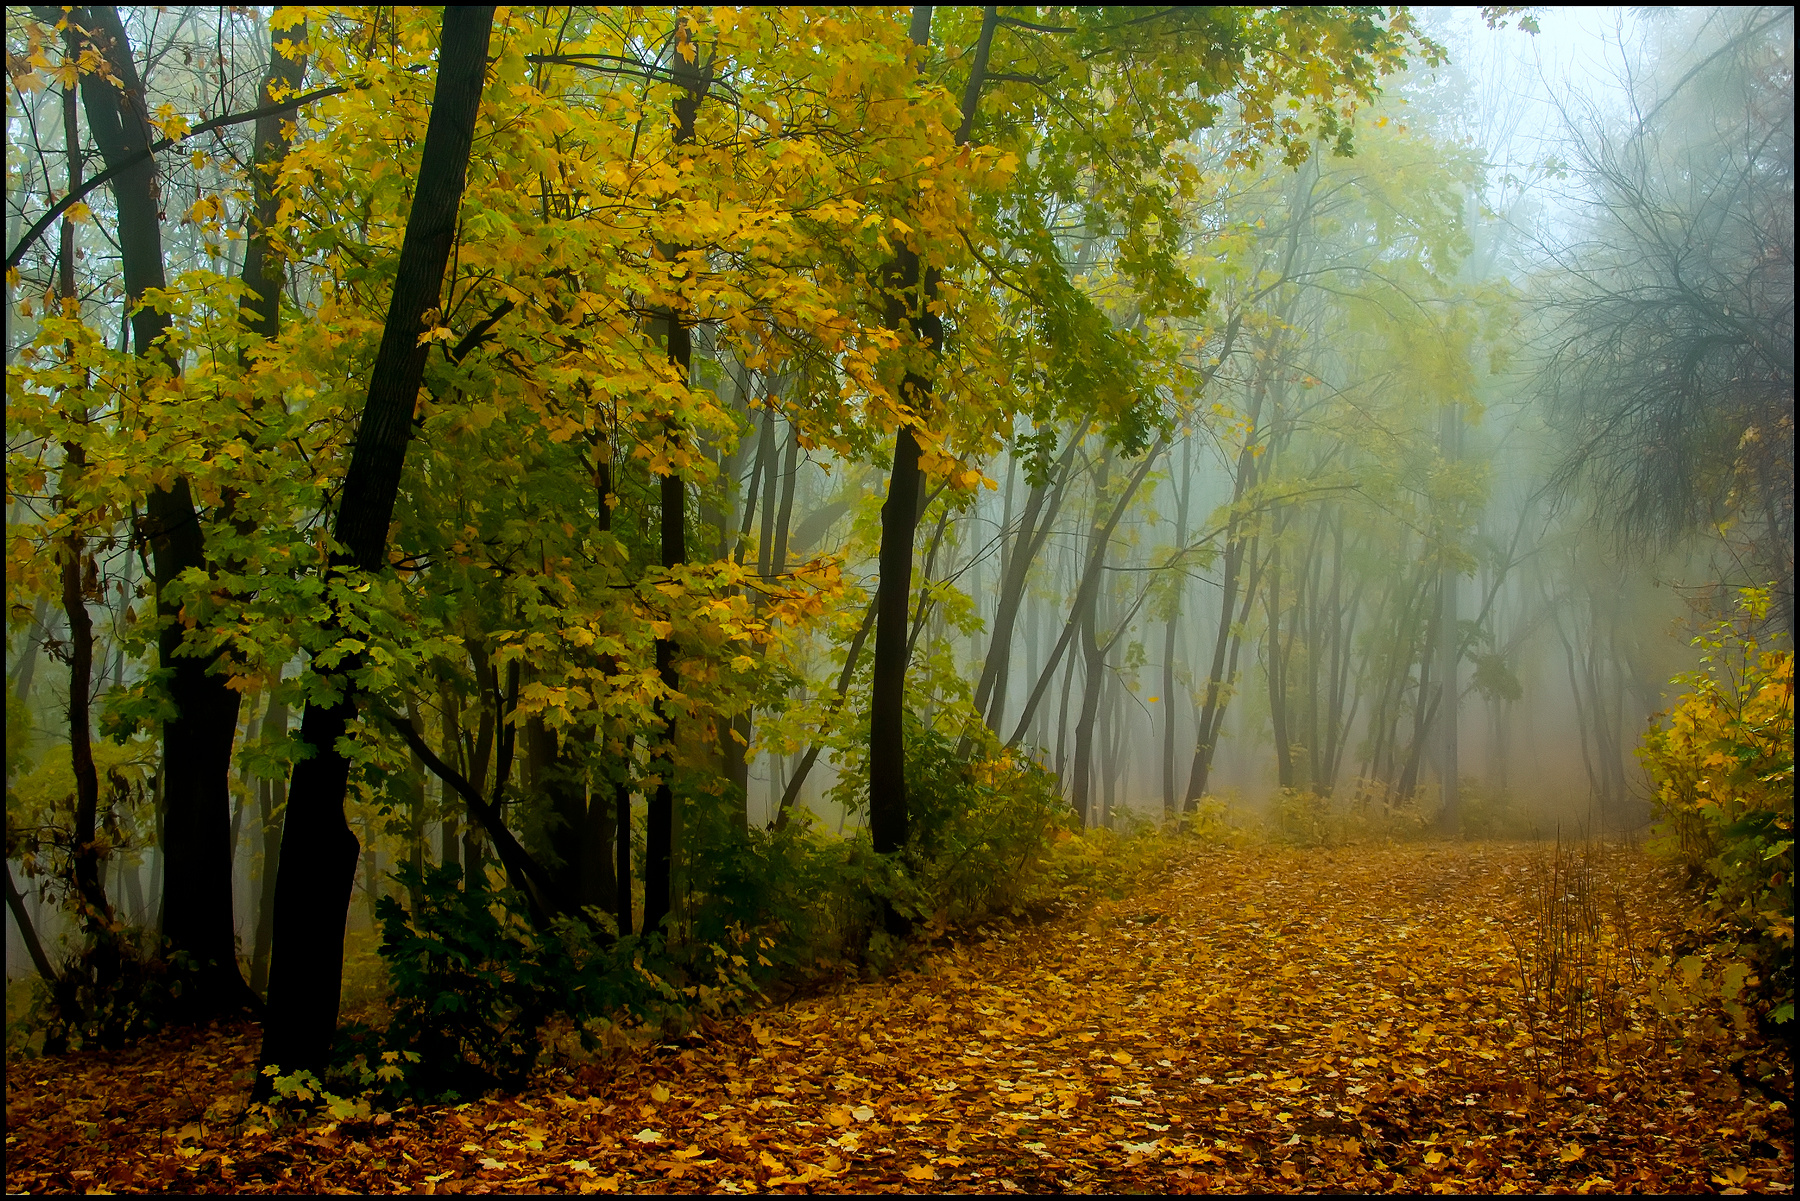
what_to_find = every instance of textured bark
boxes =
[867,5,941,862]
[238,20,308,344]
[869,420,924,857]
[258,7,494,1086]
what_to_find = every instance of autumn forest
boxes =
[4,4,1793,1194]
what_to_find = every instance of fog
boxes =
[6,6,1792,979]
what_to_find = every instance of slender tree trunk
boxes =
[1183,383,1267,810]
[1436,404,1462,832]
[869,2,994,860]
[772,418,799,574]
[616,733,634,936]
[756,408,779,578]
[643,30,710,934]
[1007,442,1165,748]
[775,596,879,828]
[4,860,58,985]
[8,598,53,701]
[1266,535,1294,789]
[258,7,494,1086]
[1162,441,1193,819]
[49,60,117,1002]
[963,419,1090,751]
[1068,451,1112,825]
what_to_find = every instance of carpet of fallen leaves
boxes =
[5,841,1793,1194]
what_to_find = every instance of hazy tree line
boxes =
[5,5,1791,1083]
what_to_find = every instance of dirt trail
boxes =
[5,841,1792,1193]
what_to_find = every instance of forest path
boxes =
[4,841,1791,1193]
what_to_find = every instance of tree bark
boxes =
[1069,451,1112,826]
[4,861,58,985]
[258,6,494,1086]
[250,695,286,999]
[48,2,254,1016]
[642,26,711,936]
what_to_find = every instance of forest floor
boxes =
[4,840,1792,1194]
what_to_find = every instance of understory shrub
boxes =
[1640,587,1794,1029]
[364,712,1157,1099]
[901,716,1067,920]
[370,862,749,1100]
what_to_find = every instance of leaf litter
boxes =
[5,842,1791,1193]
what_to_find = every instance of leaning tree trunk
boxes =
[257,6,494,1087]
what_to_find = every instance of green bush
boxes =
[373,864,698,1100]
[365,712,1104,1100]
[902,715,1067,921]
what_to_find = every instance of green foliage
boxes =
[1640,588,1794,1027]
[376,864,625,1100]
[900,715,1067,922]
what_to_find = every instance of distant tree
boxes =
[1538,7,1795,636]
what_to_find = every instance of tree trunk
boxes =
[1007,442,1165,748]
[1162,439,1193,819]
[4,860,58,985]
[250,696,286,999]
[50,2,253,1015]
[258,6,494,1086]
[643,28,711,935]
[1183,380,1268,811]
[1068,451,1112,825]
[1435,403,1462,833]
[959,418,1091,757]
[868,2,992,861]
[774,596,879,828]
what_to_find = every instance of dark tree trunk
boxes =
[257,6,494,1086]
[50,2,253,1015]
[1069,451,1112,826]
[867,4,960,862]
[642,28,711,935]
[238,19,307,343]
[869,420,924,857]
[60,444,111,933]
[4,861,58,985]
[250,696,286,999]
[616,733,634,937]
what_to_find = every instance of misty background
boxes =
[6,6,1793,976]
